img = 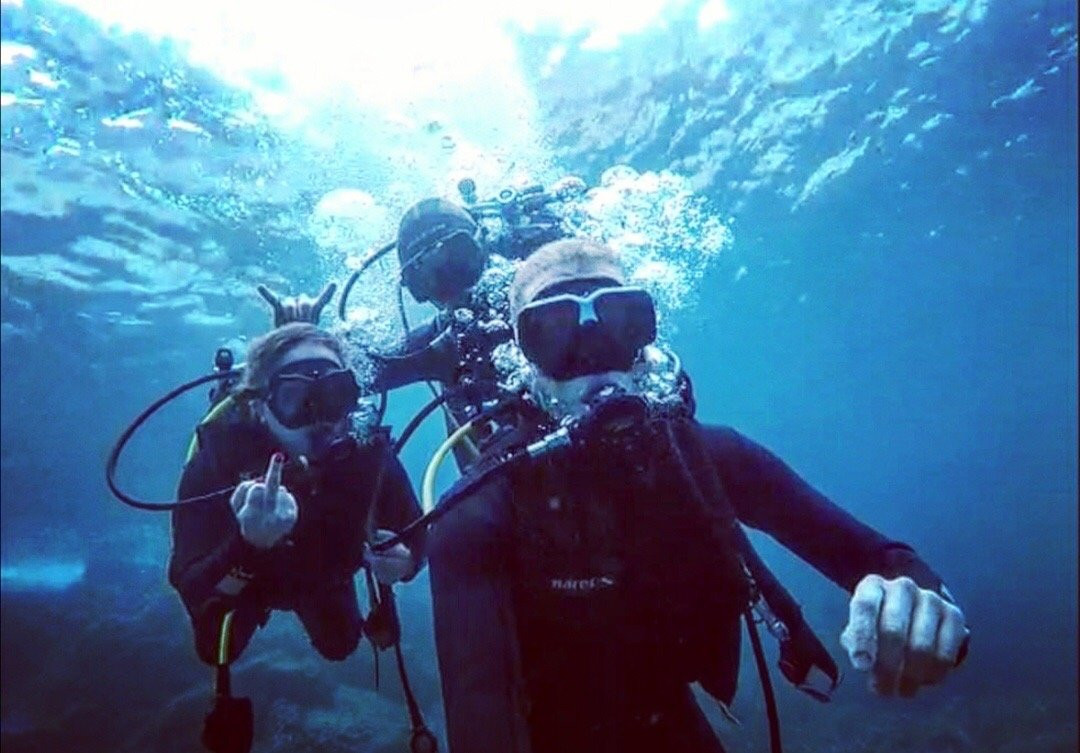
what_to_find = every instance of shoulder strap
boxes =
[672,418,840,701]
[735,525,840,700]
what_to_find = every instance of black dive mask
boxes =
[266,358,360,430]
[517,286,657,380]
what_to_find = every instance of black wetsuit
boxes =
[429,420,957,753]
[169,415,424,665]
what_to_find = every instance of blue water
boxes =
[2,1,1076,751]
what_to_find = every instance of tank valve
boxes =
[457,178,477,205]
[214,347,234,372]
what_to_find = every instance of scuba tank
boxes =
[186,347,244,467]
[208,347,239,406]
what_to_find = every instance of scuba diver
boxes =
[411,239,970,753]
[168,321,429,752]
[337,177,588,469]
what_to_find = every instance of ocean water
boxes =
[1,1,1076,751]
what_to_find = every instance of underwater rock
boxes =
[0,553,444,753]
[265,685,408,753]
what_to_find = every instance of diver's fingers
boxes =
[230,480,255,515]
[910,654,950,692]
[371,529,397,545]
[899,588,943,690]
[243,481,265,514]
[900,624,952,696]
[872,576,918,697]
[275,487,298,525]
[841,574,885,672]
[262,452,285,506]
[256,284,283,315]
[285,298,306,321]
[311,283,337,319]
[280,296,302,324]
[935,602,968,666]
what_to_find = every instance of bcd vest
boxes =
[506,415,754,703]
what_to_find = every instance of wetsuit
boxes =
[429,421,957,753]
[169,415,425,665]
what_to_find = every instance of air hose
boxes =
[392,392,448,455]
[391,389,478,462]
[745,608,783,753]
[108,361,389,512]
[338,240,397,322]
[421,419,478,513]
[362,567,439,753]
[106,368,246,511]
[396,641,438,753]
[373,399,567,554]
[373,413,485,553]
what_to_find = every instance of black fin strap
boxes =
[203,610,254,753]
[214,662,231,698]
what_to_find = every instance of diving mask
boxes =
[517,286,657,380]
[399,228,487,305]
[266,358,360,430]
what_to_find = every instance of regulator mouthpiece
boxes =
[579,387,649,435]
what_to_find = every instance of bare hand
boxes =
[230,453,298,549]
[840,574,968,697]
[257,282,337,327]
[365,529,415,585]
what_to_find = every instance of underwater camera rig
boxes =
[456,176,583,260]
[331,176,584,453]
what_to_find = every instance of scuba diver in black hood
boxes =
[337,177,589,469]
[411,239,971,753]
